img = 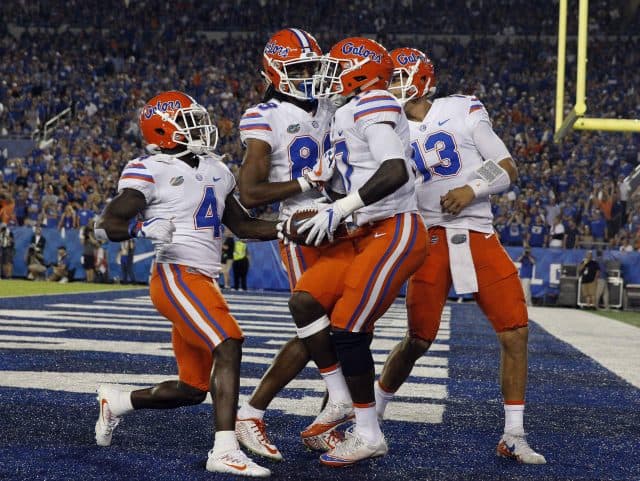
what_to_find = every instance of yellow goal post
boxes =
[554,0,640,142]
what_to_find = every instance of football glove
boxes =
[129,217,175,243]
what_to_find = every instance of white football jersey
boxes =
[239,98,333,219]
[330,89,417,225]
[409,95,506,233]
[117,153,235,278]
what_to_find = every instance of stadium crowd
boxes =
[0,1,639,282]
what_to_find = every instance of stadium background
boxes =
[0,2,640,481]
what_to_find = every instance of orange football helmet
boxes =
[139,91,217,155]
[389,48,436,104]
[314,37,393,98]
[262,28,323,100]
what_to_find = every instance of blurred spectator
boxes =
[232,238,249,291]
[119,238,136,284]
[564,219,579,249]
[95,241,109,283]
[0,224,15,278]
[594,250,609,310]
[81,222,99,282]
[517,248,535,306]
[549,216,565,248]
[48,246,71,282]
[220,229,234,289]
[30,226,46,252]
[527,216,547,248]
[579,251,599,308]
[26,245,46,281]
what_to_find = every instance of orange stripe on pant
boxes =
[278,241,321,290]
[149,263,243,391]
[332,213,428,333]
[407,226,527,342]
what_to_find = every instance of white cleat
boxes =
[497,432,547,464]
[95,385,122,447]
[206,448,271,477]
[236,417,283,461]
[319,426,388,467]
[301,400,354,451]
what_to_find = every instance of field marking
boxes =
[529,306,640,388]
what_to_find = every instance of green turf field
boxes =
[594,309,640,328]
[0,279,146,298]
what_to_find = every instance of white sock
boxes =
[109,390,134,417]
[504,403,525,435]
[354,403,383,445]
[237,403,265,421]
[374,380,395,418]
[212,430,239,455]
[320,364,352,405]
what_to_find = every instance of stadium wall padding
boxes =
[7,227,640,298]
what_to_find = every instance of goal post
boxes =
[554,0,640,142]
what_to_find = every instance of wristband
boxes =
[334,191,365,216]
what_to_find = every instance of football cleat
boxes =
[236,417,283,461]
[95,385,122,447]
[301,400,354,450]
[496,432,547,464]
[302,426,345,452]
[319,426,388,467]
[206,448,271,477]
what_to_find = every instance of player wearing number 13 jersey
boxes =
[376,48,546,464]
[93,91,279,477]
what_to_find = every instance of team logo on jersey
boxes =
[451,234,467,244]
[287,124,300,133]
[196,174,203,181]
[169,176,184,186]
[341,42,382,63]
[311,120,319,128]
[419,124,427,131]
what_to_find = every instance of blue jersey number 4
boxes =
[194,186,221,238]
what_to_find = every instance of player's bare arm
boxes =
[358,157,409,205]
[238,139,308,208]
[222,192,279,240]
[96,188,146,240]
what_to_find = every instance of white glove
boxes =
[297,192,364,247]
[305,147,337,186]
[276,221,292,246]
[129,217,175,243]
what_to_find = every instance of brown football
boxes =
[284,209,350,246]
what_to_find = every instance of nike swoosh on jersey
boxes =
[212,177,222,182]
[374,232,387,238]
[438,119,450,126]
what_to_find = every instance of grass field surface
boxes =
[0,279,146,298]
[594,308,640,328]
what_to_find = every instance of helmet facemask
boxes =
[389,63,435,105]
[167,105,218,156]
[265,54,322,101]
[313,56,378,99]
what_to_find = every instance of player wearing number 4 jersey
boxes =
[235,28,351,460]
[377,48,545,464]
[93,91,278,477]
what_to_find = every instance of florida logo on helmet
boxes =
[142,100,183,120]
[340,42,383,63]
[264,41,291,58]
[396,52,427,66]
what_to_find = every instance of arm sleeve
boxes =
[472,119,512,162]
[117,160,156,204]
[363,123,406,164]
[238,107,276,149]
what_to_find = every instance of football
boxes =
[284,209,352,246]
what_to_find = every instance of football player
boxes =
[376,48,546,464]
[284,37,428,467]
[235,28,350,460]
[93,91,278,477]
